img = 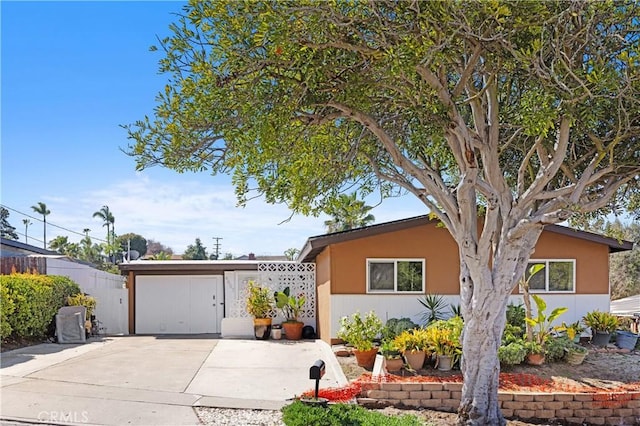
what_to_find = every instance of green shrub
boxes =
[381,317,419,341]
[545,336,572,362]
[502,323,524,345]
[281,401,424,426]
[1,273,81,338]
[506,303,526,328]
[498,341,527,366]
[1,284,15,338]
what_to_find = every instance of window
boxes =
[367,259,425,293]
[524,260,575,292]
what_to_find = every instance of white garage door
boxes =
[136,275,224,334]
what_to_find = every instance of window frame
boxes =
[366,258,425,294]
[521,259,576,293]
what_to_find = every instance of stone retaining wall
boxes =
[356,382,640,425]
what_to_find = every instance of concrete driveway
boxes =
[0,336,347,425]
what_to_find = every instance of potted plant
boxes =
[379,340,404,372]
[564,343,588,365]
[274,287,306,340]
[393,328,429,371]
[524,294,568,365]
[337,311,383,369]
[425,316,463,371]
[246,281,274,340]
[583,310,619,346]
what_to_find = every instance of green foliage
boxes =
[0,207,18,240]
[182,237,208,260]
[498,341,527,366]
[323,193,375,233]
[67,293,97,319]
[544,336,573,362]
[381,317,419,342]
[524,294,568,346]
[425,316,464,361]
[337,311,383,351]
[1,284,15,338]
[502,324,524,345]
[506,303,526,329]
[417,294,447,326]
[281,400,423,426]
[583,310,619,334]
[1,273,80,338]
[274,286,305,322]
[379,340,402,359]
[117,233,148,257]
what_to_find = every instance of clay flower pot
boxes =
[403,350,426,371]
[353,348,378,369]
[282,321,304,340]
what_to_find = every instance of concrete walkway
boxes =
[0,335,347,425]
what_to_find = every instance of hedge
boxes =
[1,273,81,339]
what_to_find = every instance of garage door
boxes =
[136,275,224,334]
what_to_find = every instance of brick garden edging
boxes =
[356,381,640,425]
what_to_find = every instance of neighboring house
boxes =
[297,215,633,343]
[117,216,632,342]
[1,238,129,335]
[610,294,640,317]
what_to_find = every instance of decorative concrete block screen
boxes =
[222,262,316,337]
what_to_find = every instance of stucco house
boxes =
[118,216,632,342]
[297,215,633,343]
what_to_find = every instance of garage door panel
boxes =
[136,275,221,334]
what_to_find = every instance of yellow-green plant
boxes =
[246,281,274,318]
[583,310,619,334]
[392,328,429,353]
[525,294,568,349]
[67,293,97,318]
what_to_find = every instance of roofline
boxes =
[118,259,298,273]
[0,237,60,255]
[297,215,634,262]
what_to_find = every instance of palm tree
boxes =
[93,205,115,246]
[23,219,32,244]
[323,193,375,233]
[31,202,51,248]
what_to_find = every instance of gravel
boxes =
[195,407,284,426]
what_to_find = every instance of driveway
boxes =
[0,336,347,425]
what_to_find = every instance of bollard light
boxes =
[309,359,325,399]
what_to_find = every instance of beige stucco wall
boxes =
[315,247,332,343]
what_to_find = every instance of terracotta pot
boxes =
[354,348,378,369]
[384,357,404,372]
[253,318,272,340]
[526,352,545,366]
[282,321,304,340]
[403,350,426,371]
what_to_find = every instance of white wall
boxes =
[46,258,129,335]
[329,293,609,339]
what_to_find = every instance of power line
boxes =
[1,204,108,244]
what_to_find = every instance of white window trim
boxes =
[520,259,576,294]
[366,258,425,294]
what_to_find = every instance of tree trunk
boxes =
[457,291,508,426]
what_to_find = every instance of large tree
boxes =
[0,207,18,240]
[117,233,148,258]
[182,237,208,260]
[323,192,376,233]
[125,2,640,424]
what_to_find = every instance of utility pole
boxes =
[211,237,222,260]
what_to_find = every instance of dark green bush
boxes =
[545,336,572,362]
[282,401,424,426]
[381,317,419,341]
[1,273,81,338]
[506,303,526,328]
[498,341,527,366]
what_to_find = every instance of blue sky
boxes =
[1,1,425,256]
